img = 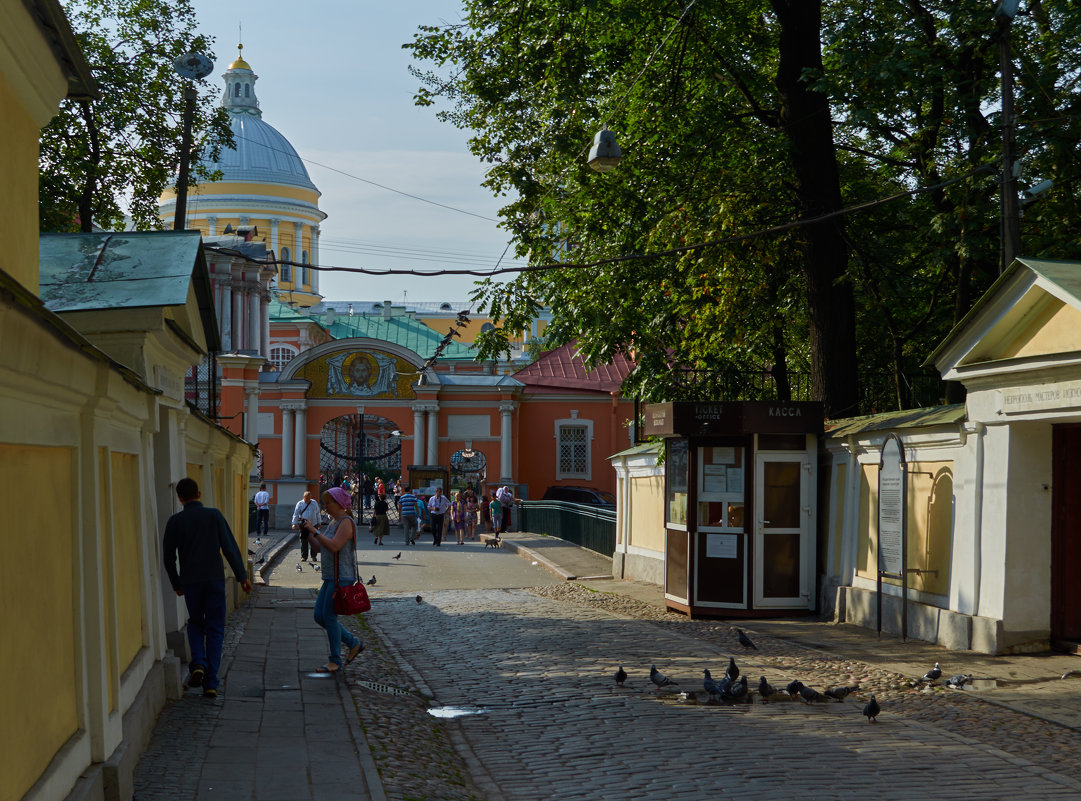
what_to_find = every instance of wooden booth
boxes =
[643,401,823,618]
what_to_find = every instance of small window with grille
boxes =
[557,424,589,478]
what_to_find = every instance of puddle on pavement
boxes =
[966,676,1054,691]
[428,705,487,719]
[304,672,337,679]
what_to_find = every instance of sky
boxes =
[188,0,523,303]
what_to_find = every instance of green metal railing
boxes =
[517,500,616,556]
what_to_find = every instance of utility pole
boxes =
[174,84,197,231]
[995,0,1021,275]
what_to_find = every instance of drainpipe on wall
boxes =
[961,421,986,617]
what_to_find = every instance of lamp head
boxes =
[587,128,622,172]
[994,0,1020,20]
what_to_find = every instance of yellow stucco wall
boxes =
[629,474,666,552]
[0,71,42,295]
[830,462,847,576]
[0,445,78,801]
[162,180,321,208]
[112,452,144,671]
[98,448,118,712]
[1001,298,1081,360]
[856,460,953,596]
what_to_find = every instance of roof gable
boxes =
[930,258,1081,380]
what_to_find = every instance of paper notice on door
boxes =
[702,465,727,493]
[706,533,738,559]
[726,467,744,494]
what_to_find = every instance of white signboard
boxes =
[878,436,905,576]
[706,533,739,559]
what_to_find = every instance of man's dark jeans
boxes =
[256,508,269,536]
[430,513,445,546]
[183,579,226,690]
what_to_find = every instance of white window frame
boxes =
[269,344,298,371]
[554,418,593,481]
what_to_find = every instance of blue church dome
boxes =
[209,114,318,191]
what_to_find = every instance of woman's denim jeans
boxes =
[314,579,361,666]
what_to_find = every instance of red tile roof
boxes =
[513,341,635,393]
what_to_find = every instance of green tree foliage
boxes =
[39,0,232,233]
[408,0,1081,416]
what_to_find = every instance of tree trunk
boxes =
[771,0,860,419]
[77,101,100,233]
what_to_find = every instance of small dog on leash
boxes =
[484,536,502,549]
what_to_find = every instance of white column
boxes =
[312,228,320,293]
[231,281,244,350]
[427,408,439,464]
[499,402,515,483]
[270,218,279,256]
[221,278,233,351]
[249,289,260,355]
[281,408,294,477]
[294,221,304,261]
[207,216,218,237]
[294,406,307,477]
[413,406,425,466]
[245,387,259,443]
[260,294,270,359]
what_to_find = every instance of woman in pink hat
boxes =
[297,486,363,672]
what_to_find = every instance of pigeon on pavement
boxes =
[725,657,740,682]
[758,676,777,700]
[415,595,423,603]
[921,662,942,682]
[863,694,881,722]
[702,669,723,699]
[946,674,970,689]
[786,680,804,698]
[737,629,758,650]
[366,575,377,586]
[295,563,302,572]
[393,552,402,560]
[727,675,749,701]
[824,684,860,702]
[799,684,828,703]
[615,666,628,687]
[650,665,677,689]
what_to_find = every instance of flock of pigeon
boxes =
[616,629,974,725]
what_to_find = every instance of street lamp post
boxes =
[995,0,1021,274]
[172,52,214,231]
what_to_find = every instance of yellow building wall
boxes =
[0,71,43,295]
[0,445,78,801]
[830,462,847,576]
[112,452,144,671]
[856,460,953,596]
[629,474,666,552]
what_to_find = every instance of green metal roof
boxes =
[825,404,965,438]
[39,231,206,311]
[324,313,476,361]
[39,231,219,350]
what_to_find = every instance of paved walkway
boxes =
[134,586,382,801]
[133,526,1081,800]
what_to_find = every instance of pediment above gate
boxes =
[280,338,426,400]
[929,258,1081,383]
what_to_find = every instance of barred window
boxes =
[269,345,297,371]
[558,425,588,476]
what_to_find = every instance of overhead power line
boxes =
[221,160,996,278]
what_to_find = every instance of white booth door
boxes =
[753,452,813,608]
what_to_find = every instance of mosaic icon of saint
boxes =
[326,351,399,397]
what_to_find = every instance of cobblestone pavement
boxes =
[363,584,1081,801]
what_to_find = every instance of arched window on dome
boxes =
[244,84,250,98]
[234,82,241,97]
[280,247,292,283]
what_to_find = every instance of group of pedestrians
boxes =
[163,477,519,691]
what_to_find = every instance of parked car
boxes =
[541,486,616,508]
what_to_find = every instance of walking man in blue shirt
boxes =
[398,485,420,545]
[163,478,252,698]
